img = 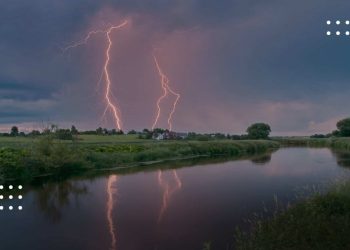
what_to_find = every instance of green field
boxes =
[0,134,143,146]
[0,135,279,182]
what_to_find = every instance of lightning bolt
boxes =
[107,175,118,250]
[63,20,128,130]
[152,54,181,131]
[157,170,182,223]
[62,30,106,53]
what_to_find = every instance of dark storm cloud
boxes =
[0,80,54,100]
[0,0,350,133]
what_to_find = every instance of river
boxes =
[1,147,350,250]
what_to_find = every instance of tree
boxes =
[96,127,103,135]
[336,118,350,137]
[10,126,19,136]
[56,129,73,140]
[116,130,124,135]
[29,130,41,136]
[142,128,150,134]
[246,123,271,139]
[332,130,340,137]
[128,130,137,135]
[71,125,78,135]
[153,128,165,134]
[214,133,226,139]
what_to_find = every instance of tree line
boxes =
[5,117,350,140]
[0,122,273,140]
[310,118,350,138]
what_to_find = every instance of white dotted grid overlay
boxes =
[326,19,350,36]
[0,185,23,211]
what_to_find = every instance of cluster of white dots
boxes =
[0,185,23,211]
[326,20,350,36]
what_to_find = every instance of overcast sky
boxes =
[1,0,350,135]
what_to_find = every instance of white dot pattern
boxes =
[325,20,350,36]
[0,184,23,211]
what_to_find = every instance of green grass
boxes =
[0,136,279,182]
[0,134,142,146]
[235,180,350,250]
[273,136,350,149]
[77,134,143,143]
[0,136,36,147]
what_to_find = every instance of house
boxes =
[152,131,188,140]
[154,133,165,140]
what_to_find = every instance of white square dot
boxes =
[327,31,331,36]
[9,185,13,190]
[346,20,350,25]
[336,20,341,25]
[0,206,3,210]
[0,195,3,199]
[18,185,22,190]
[9,206,13,210]
[18,206,22,210]
[0,185,3,190]
[18,195,23,199]
[336,31,341,35]
[327,20,331,25]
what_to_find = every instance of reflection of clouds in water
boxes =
[262,162,320,177]
[35,181,88,223]
[107,175,118,250]
[257,148,350,177]
[157,170,182,223]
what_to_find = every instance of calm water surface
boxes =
[1,148,350,250]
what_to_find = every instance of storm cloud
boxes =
[1,0,350,134]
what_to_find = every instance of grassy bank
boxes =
[0,135,279,182]
[273,136,350,150]
[235,180,350,250]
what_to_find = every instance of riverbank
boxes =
[235,179,350,250]
[235,137,350,250]
[0,135,279,182]
[273,136,350,150]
